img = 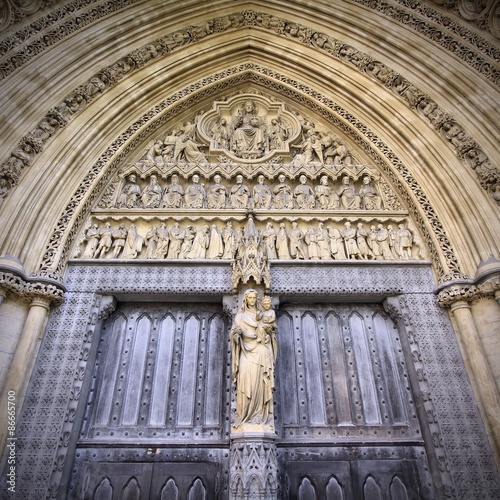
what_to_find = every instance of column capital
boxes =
[436,283,477,308]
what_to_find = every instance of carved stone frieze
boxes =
[32,66,464,285]
[71,215,427,267]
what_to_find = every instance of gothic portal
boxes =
[0,2,499,500]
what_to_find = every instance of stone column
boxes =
[0,296,51,450]
[438,284,500,455]
[229,435,278,499]
[0,272,64,452]
[224,291,279,500]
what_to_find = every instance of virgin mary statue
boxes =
[230,289,278,430]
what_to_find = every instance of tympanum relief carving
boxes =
[72,94,427,282]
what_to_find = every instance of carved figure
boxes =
[316,222,330,260]
[288,221,306,259]
[327,226,346,260]
[315,175,339,209]
[141,174,162,208]
[359,175,382,210]
[395,223,413,260]
[231,100,266,158]
[162,174,184,208]
[179,226,196,258]
[111,223,127,258]
[337,176,360,209]
[294,175,316,209]
[253,175,273,209]
[82,224,100,258]
[145,225,158,259]
[117,174,141,208]
[210,118,231,149]
[187,225,209,259]
[368,225,380,258]
[222,221,238,259]
[324,137,351,165]
[122,224,144,259]
[376,224,393,259]
[230,289,277,429]
[304,226,319,259]
[342,221,360,259]
[276,223,291,259]
[184,174,206,208]
[145,140,165,164]
[95,222,113,258]
[356,222,372,260]
[268,118,288,149]
[262,222,278,260]
[207,224,224,259]
[273,174,294,209]
[173,135,207,163]
[166,222,183,259]
[296,128,323,163]
[230,174,251,209]
[207,174,228,209]
[155,222,170,259]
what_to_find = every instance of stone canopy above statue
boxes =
[139,92,356,166]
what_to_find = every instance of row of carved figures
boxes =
[116,172,384,210]
[75,219,424,261]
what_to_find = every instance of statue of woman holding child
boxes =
[230,289,278,430]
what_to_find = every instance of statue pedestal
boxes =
[229,431,278,500]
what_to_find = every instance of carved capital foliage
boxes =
[437,269,500,308]
[0,267,65,306]
[0,270,26,299]
[437,283,478,308]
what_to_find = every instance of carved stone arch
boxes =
[363,474,383,500]
[187,477,207,499]
[93,476,113,500]
[160,477,179,500]
[120,476,141,500]
[298,475,317,499]
[34,65,464,286]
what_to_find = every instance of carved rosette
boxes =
[229,439,278,500]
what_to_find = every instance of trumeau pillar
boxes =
[224,289,279,500]
[437,263,500,458]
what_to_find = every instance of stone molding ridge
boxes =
[436,256,500,307]
[0,253,66,304]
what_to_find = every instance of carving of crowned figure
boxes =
[231,100,266,158]
[230,290,277,430]
[359,175,382,210]
[184,174,206,208]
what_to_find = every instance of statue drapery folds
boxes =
[230,290,278,432]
